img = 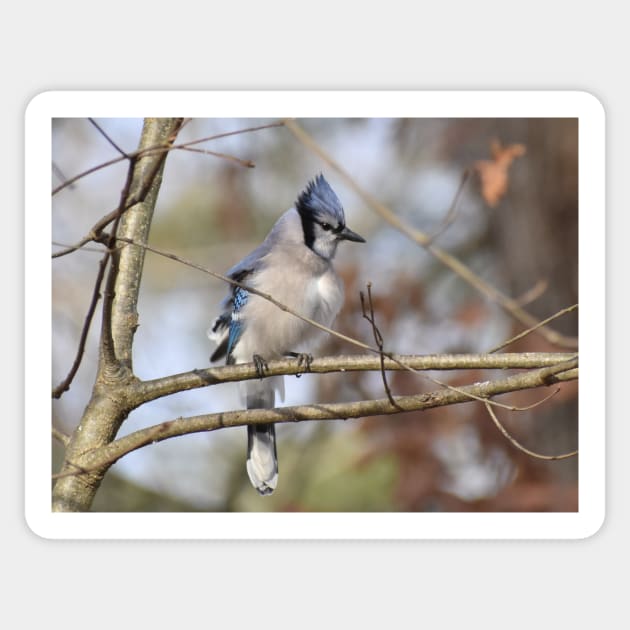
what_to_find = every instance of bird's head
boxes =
[295,174,365,259]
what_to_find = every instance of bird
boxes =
[208,174,365,495]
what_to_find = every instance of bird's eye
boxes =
[320,222,332,231]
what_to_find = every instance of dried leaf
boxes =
[474,139,526,207]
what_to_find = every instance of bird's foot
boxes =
[287,352,313,377]
[297,352,313,371]
[252,354,269,379]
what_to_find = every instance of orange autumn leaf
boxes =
[474,139,526,207]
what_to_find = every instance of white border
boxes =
[27,91,605,539]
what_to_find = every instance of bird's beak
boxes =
[338,226,366,243]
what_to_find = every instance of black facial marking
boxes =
[299,212,316,249]
[295,175,346,253]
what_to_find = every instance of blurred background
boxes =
[52,117,578,512]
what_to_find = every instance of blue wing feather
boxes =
[226,287,249,360]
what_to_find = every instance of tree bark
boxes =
[52,118,183,512]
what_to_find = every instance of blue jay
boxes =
[208,174,365,495]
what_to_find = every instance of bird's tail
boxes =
[241,377,284,495]
[247,424,278,495]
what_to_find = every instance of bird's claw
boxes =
[252,354,269,379]
[291,352,313,377]
[296,353,313,371]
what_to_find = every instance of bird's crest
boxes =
[295,174,345,222]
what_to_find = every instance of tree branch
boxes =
[88,118,129,157]
[487,304,578,353]
[52,121,284,196]
[52,251,110,398]
[54,358,578,480]
[106,118,184,371]
[361,283,403,409]
[484,401,578,460]
[52,118,184,513]
[136,352,578,406]
[424,168,470,244]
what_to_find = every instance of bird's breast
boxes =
[307,270,344,328]
[236,254,345,359]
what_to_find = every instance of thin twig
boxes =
[51,122,283,259]
[506,387,560,411]
[52,136,165,259]
[426,358,577,412]
[89,118,128,157]
[52,241,107,254]
[176,146,255,168]
[488,304,578,354]
[52,154,129,197]
[360,282,402,409]
[52,121,284,195]
[170,121,285,150]
[425,169,470,244]
[484,401,578,460]
[52,201,131,258]
[52,162,73,188]
[52,251,111,398]
[514,278,548,307]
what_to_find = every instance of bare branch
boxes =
[177,146,255,168]
[487,304,578,353]
[88,118,128,157]
[52,120,284,196]
[104,119,185,371]
[425,168,470,244]
[360,283,402,410]
[52,118,185,513]
[510,388,560,411]
[422,358,577,412]
[52,241,107,254]
[52,162,73,188]
[136,352,577,407]
[484,401,578,460]
[514,278,548,307]
[52,251,111,398]
[170,121,285,150]
[52,153,131,198]
[52,206,126,258]
[52,132,173,260]
[52,122,287,259]
[53,358,578,480]
[98,139,144,368]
